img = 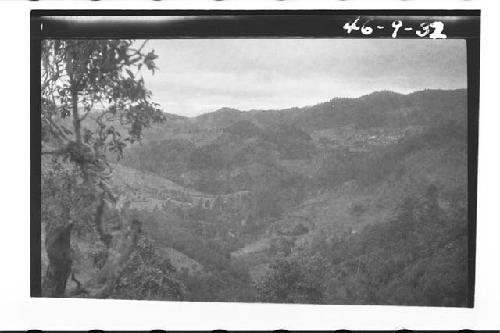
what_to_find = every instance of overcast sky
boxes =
[139,39,466,117]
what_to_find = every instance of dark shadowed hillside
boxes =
[109,88,470,305]
[43,87,468,305]
[37,35,473,309]
[162,89,466,132]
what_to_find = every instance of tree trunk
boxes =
[71,88,89,181]
[71,89,81,144]
[42,223,73,297]
[94,196,112,248]
[84,219,142,298]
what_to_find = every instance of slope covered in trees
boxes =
[255,183,468,306]
[40,39,468,305]
[114,88,469,305]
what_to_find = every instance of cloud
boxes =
[139,39,466,117]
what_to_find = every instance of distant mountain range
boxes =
[172,88,465,127]
[43,86,470,305]
[122,88,467,189]
[111,88,469,305]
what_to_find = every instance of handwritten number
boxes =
[344,18,373,35]
[343,18,446,39]
[416,22,431,37]
[361,20,373,35]
[429,21,447,39]
[343,17,361,34]
[391,20,402,38]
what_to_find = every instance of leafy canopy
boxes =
[41,39,165,166]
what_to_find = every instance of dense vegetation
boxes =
[40,39,469,305]
[255,184,468,306]
[117,89,470,305]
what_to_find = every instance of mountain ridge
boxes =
[101,88,469,304]
[176,88,466,119]
[179,88,467,132]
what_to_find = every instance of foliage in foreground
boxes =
[41,39,165,297]
[113,236,185,301]
[256,185,469,306]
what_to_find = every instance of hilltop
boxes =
[44,88,469,305]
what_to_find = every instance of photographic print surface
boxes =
[35,12,478,306]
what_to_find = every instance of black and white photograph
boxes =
[35,13,478,308]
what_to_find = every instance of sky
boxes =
[139,39,467,117]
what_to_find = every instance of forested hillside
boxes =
[41,41,468,307]
[115,88,469,305]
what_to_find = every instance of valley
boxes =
[42,88,469,305]
[107,89,468,305]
